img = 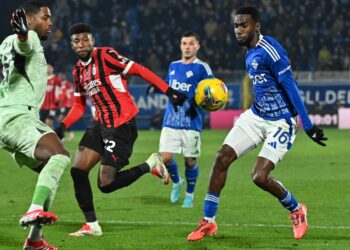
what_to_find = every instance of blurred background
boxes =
[1,0,350,130]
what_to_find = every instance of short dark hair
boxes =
[181,31,200,42]
[21,1,49,15]
[235,6,260,22]
[68,23,93,37]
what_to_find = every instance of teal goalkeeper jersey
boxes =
[0,30,47,111]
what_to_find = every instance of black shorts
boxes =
[79,119,138,170]
[39,109,56,122]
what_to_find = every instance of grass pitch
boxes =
[0,128,349,249]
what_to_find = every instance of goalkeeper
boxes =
[0,2,70,249]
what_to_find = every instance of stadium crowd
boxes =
[42,0,350,76]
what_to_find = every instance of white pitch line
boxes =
[1,217,350,230]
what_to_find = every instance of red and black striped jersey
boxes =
[72,47,138,128]
[59,80,74,108]
[41,74,62,110]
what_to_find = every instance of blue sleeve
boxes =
[165,70,170,85]
[268,54,313,130]
[280,76,313,130]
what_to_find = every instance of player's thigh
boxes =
[74,146,102,171]
[182,130,201,158]
[223,110,263,158]
[259,117,297,165]
[101,118,138,171]
[159,127,182,154]
[0,111,54,164]
[76,121,104,171]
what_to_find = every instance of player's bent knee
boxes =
[185,158,196,168]
[251,171,268,187]
[58,148,70,158]
[215,148,236,171]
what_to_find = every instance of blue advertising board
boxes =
[299,83,350,110]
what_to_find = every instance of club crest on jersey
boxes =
[92,65,96,75]
[252,59,258,70]
[186,71,193,78]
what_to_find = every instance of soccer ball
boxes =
[195,78,228,111]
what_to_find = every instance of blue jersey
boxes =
[246,35,312,130]
[162,59,214,131]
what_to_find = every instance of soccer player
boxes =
[150,32,214,208]
[187,6,327,241]
[0,2,70,250]
[40,64,62,128]
[57,73,75,141]
[54,23,186,236]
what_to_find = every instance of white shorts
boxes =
[159,127,201,157]
[223,109,297,165]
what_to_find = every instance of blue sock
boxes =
[185,164,199,193]
[279,190,300,212]
[166,159,180,183]
[203,192,220,219]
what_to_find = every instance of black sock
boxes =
[70,168,97,222]
[99,163,149,193]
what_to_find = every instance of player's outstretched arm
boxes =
[128,63,187,107]
[54,95,87,139]
[280,77,327,146]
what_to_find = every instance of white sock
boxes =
[28,204,43,212]
[185,192,194,198]
[204,216,215,223]
[87,221,100,228]
[28,225,42,241]
[173,178,183,186]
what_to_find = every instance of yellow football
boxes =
[195,78,228,111]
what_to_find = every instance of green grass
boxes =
[0,129,349,249]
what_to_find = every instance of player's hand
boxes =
[54,123,66,139]
[146,85,160,95]
[165,87,187,111]
[185,98,198,119]
[11,8,28,36]
[305,125,327,146]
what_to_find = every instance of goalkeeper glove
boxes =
[11,8,28,37]
[305,125,327,146]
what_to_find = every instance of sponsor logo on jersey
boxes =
[170,70,175,75]
[249,73,267,84]
[171,79,192,92]
[92,65,96,75]
[85,79,101,96]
